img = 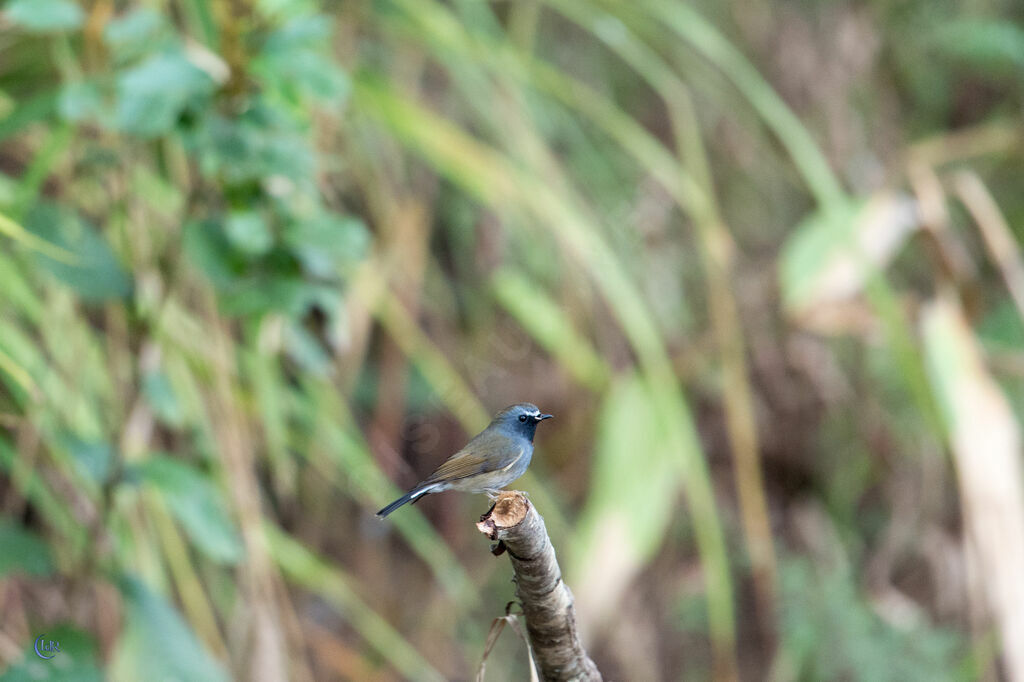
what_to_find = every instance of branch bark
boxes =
[476,492,601,682]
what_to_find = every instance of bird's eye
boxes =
[518,414,528,423]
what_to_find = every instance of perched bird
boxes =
[376,403,553,517]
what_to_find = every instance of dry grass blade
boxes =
[205,311,288,680]
[475,606,540,682]
[907,163,977,288]
[908,121,1023,169]
[952,171,1024,322]
[922,294,1024,682]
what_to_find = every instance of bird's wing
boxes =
[423,450,490,483]
[424,434,525,484]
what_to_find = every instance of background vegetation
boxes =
[1,0,1023,679]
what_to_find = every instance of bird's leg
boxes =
[485,489,501,501]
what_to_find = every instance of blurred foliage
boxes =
[779,560,964,682]
[0,624,103,682]
[1,0,1023,679]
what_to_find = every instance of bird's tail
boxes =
[376,485,434,517]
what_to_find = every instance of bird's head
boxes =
[492,403,553,442]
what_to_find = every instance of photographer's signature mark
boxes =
[34,634,60,659]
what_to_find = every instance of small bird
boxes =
[376,403,553,517]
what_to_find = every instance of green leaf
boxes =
[219,276,336,319]
[0,91,58,143]
[5,0,84,32]
[0,520,54,577]
[257,48,350,104]
[779,195,918,314]
[225,210,273,255]
[256,0,317,21]
[780,201,858,310]
[142,371,185,427]
[57,82,104,123]
[132,455,244,564]
[0,625,103,682]
[570,374,680,624]
[933,20,1024,76]
[191,111,314,183]
[61,436,114,485]
[284,321,330,374]
[977,298,1024,353]
[116,50,215,137]
[0,173,16,206]
[263,15,332,50]
[111,577,228,682]
[576,374,679,561]
[0,207,76,263]
[183,219,240,289]
[24,203,132,301]
[103,8,168,61]
[283,213,368,277]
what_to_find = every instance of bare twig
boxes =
[476,492,601,682]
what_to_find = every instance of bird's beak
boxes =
[536,414,553,421]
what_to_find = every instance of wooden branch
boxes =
[476,492,602,682]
